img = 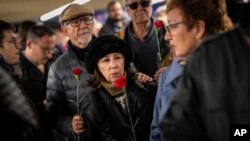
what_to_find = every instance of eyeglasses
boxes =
[65,16,93,27]
[165,21,184,34]
[126,0,150,10]
[34,41,55,55]
[0,40,19,47]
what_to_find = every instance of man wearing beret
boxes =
[46,4,102,141]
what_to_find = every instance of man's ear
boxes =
[26,40,33,49]
[195,20,206,40]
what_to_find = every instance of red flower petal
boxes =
[114,77,127,89]
[72,68,82,75]
[154,20,163,28]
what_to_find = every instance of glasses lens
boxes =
[141,1,150,7]
[128,2,138,10]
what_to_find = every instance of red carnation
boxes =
[72,68,82,81]
[114,77,127,89]
[154,20,163,29]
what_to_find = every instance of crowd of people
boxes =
[0,0,250,141]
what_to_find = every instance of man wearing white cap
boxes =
[46,3,102,141]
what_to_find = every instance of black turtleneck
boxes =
[68,36,96,61]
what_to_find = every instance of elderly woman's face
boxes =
[97,52,125,84]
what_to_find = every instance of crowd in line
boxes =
[0,0,250,141]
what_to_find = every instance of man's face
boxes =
[0,30,20,65]
[28,34,56,65]
[62,15,93,48]
[108,2,124,21]
[125,0,152,24]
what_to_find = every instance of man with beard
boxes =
[122,0,169,79]
[99,1,127,36]
[46,4,103,141]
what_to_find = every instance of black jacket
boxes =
[160,28,250,141]
[85,74,155,141]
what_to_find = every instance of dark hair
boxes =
[0,20,15,47]
[26,25,55,41]
[107,1,122,12]
[18,20,36,47]
[166,0,233,35]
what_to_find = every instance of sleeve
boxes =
[46,65,74,138]
[150,70,167,141]
[159,49,210,141]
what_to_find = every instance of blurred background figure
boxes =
[160,1,250,141]
[0,66,40,141]
[99,1,127,36]
[122,0,170,80]
[17,20,37,51]
[44,20,69,63]
[20,25,56,141]
[154,5,167,24]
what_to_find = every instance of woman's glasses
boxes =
[126,1,150,10]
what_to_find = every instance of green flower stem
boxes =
[123,88,137,141]
[76,80,80,141]
[155,29,162,68]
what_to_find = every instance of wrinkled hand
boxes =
[135,72,154,83]
[72,115,86,134]
[154,67,167,81]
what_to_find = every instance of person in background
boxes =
[0,67,40,141]
[99,1,127,36]
[0,20,21,84]
[122,0,170,80]
[85,35,155,141]
[20,25,56,141]
[160,2,250,141]
[46,3,103,141]
[17,20,36,51]
[44,20,69,63]
[154,5,167,25]
[150,0,233,140]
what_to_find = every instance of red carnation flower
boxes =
[154,20,163,29]
[114,77,127,89]
[72,68,82,81]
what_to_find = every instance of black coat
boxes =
[84,74,155,141]
[19,53,55,141]
[160,28,250,141]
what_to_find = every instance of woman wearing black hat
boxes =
[85,35,155,141]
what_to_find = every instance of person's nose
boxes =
[164,29,172,41]
[109,59,118,70]
[79,21,87,28]
[15,42,22,50]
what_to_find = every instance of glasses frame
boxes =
[165,21,184,34]
[126,0,150,10]
[33,41,55,55]
[64,16,93,27]
[0,40,19,48]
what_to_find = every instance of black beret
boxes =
[86,35,133,74]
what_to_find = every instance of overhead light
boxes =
[40,0,90,21]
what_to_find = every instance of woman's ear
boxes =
[195,20,206,40]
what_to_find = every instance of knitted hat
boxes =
[86,35,133,74]
[59,4,94,23]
